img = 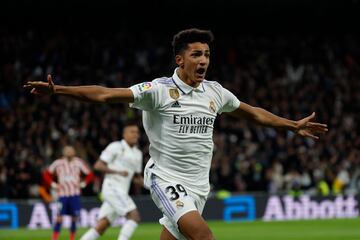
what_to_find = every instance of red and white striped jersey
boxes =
[48,157,91,197]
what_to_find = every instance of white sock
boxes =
[118,220,138,240]
[80,228,100,240]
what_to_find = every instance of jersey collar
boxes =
[122,139,138,150]
[172,68,205,94]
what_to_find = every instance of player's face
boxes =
[63,146,76,159]
[176,42,210,87]
[123,125,140,146]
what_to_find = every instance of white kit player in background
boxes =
[80,122,143,240]
[25,28,328,240]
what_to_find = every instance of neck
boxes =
[177,68,199,88]
[125,140,135,147]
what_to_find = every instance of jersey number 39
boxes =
[165,184,188,201]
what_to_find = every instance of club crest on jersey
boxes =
[209,101,216,113]
[169,88,180,100]
[175,200,184,209]
[137,82,153,93]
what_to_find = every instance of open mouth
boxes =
[196,68,206,75]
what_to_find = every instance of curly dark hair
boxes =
[172,28,214,56]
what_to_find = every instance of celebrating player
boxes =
[80,122,143,240]
[25,28,328,240]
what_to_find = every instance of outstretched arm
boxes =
[23,74,134,103]
[228,102,328,139]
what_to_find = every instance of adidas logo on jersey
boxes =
[171,101,181,108]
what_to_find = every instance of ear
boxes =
[175,55,184,68]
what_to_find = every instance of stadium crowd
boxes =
[0,30,359,199]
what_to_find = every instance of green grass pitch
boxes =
[1,218,360,240]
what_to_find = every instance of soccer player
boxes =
[80,122,143,240]
[43,145,94,240]
[25,28,328,240]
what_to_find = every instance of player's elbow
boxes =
[93,160,105,171]
[87,86,114,103]
[100,92,114,103]
[94,92,110,103]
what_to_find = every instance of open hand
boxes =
[79,182,87,188]
[51,182,58,189]
[294,112,328,139]
[23,74,55,95]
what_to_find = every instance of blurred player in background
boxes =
[25,28,328,240]
[80,122,143,240]
[43,145,94,240]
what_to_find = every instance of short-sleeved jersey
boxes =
[48,157,91,197]
[100,140,143,194]
[130,68,240,196]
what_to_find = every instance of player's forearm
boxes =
[94,163,117,174]
[231,104,298,131]
[54,85,134,103]
[94,160,120,174]
[250,107,297,131]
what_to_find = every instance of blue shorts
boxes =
[58,195,81,217]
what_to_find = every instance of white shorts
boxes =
[97,190,137,223]
[149,174,207,240]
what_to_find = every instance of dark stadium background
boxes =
[2,0,360,32]
[0,0,359,209]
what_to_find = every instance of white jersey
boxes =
[130,68,240,196]
[100,140,143,194]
